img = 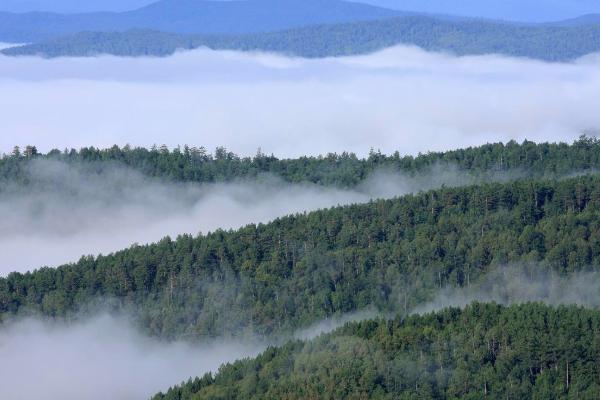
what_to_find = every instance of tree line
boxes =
[3,137,600,188]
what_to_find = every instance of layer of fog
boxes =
[0,43,20,50]
[0,307,379,400]
[0,158,491,274]
[293,309,379,340]
[413,265,600,315]
[0,314,263,400]
[0,46,596,158]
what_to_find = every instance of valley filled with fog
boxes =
[0,46,595,158]
[2,16,600,399]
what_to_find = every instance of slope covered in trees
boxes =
[154,303,600,399]
[3,138,600,189]
[3,170,600,338]
[4,15,600,60]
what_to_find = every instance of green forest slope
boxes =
[3,171,600,338]
[154,303,600,399]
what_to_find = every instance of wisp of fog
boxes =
[412,265,600,315]
[0,45,597,157]
[0,314,262,400]
[0,159,486,274]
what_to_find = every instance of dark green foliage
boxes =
[4,137,600,189]
[153,303,600,399]
[3,166,600,338]
[5,15,600,61]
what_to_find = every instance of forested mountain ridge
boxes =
[4,138,600,188]
[153,303,600,399]
[3,171,600,338]
[5,14,600,60]
[0,0,401,43]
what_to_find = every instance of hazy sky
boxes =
[364,0,600,22]
[0,46,595,159]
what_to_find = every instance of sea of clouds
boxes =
[0,45,596,158]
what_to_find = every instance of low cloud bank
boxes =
[0,46,596,158]
[0,315,262,400]
[0,43,19,50]
[0,308,384,400]
[413,266,600,315]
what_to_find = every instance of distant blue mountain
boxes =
[0,0,402,42]
[4,0,600,23]
[2,0,600,45]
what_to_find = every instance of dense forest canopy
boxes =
[153,303,600,399]
[3,137,600,188]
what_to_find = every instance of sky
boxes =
[363,0,600,22]
[1,0,600,22]
[0,45,595,160]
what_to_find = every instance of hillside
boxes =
[0,0,401,42]
[3,166,600,338]
[154,303,600,399]
[5,15,600,61]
